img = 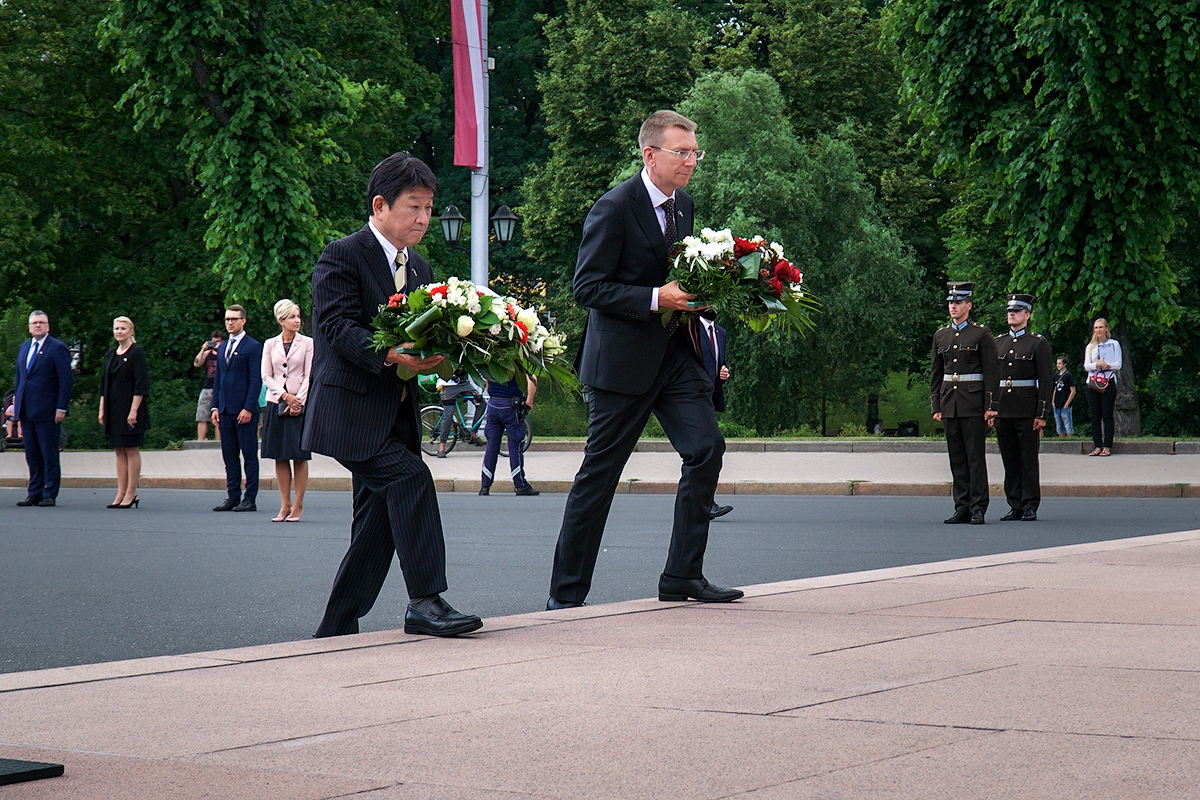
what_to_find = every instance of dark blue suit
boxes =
[700,320,728,412]
[14,335,73,500]
[211,334,262,503]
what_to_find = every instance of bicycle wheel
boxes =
[499,416,533,457]
[420,406,455,456]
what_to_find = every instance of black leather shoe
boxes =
[546,597,586,610]
[16,495,41,507]
[514,484,540,496]
[1000,510,1021,521]
[943,510,970,524]
[970,510,985,525]
[710,504,733,520]
[36,497,56,507]
[233,500,257,512]
[478,486,490,496]
[1021,509,1038,521]
[213,498,239,512]
[404,595,483,636]
[658,576,743,603]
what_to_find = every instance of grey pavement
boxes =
[1,529,1198,798]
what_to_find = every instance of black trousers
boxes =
[218,413,259,503]
[1087,383,1117,448]
[995,417,1041,513]
[314,410,448,637]
[944,415,989,515]
[550,337,724,603]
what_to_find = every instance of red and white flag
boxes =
[452,0,485,169]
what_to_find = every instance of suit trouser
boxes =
[996,417,1041,513]
[551,337,724,603]
[315,412,448,637]
[944,415,989,515]
[218,414,259,502]
[21,417,61,499]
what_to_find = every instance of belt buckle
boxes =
[951,372,959,382]
[1004,377,1013,388]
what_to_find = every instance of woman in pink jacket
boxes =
[261,299,314,521]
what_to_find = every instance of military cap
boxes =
[1005,292,1035,312]
[946,281,975,302]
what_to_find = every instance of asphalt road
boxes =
[5,486,1200,674]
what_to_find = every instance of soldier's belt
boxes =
[943,373,983,382]
[1001,379,1038,388]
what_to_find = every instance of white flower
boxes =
[544,335,563,354]
[699,240,731,261]
[489,323,502,336]
[455,315,475,337]
[770,242,784,259]
[516,308,540,331]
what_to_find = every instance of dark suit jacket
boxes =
[302,225,432,462]
[14,335,73,422]
[701,321,728,412]
[212,334,263,417]
[574,174,694,395]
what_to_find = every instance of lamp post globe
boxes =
[490,204,518,246]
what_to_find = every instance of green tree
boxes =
[518,0,707,343]
[884,0,1200,330]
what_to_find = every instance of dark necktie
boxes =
[662,197,677,248]
[225,339,235,366]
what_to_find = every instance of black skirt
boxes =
[261,402,311,461]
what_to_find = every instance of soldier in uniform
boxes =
[991,293,1054,521]
[931,282,999,524]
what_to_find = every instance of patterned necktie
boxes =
[225,338,235,366]
[662,197,677,249]
[394,250,407,292]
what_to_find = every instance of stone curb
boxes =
[3,476,1195,498]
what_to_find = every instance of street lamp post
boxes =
[438,203,518,272]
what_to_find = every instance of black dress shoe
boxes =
[514,484,540,496]
[943,510,970,524]
[233,500,257,512]
[546,597,586,610]
[658,576,744,603]
[16,495,41,507]
[213,498,239,512]
[709,504,733,520]
[1021,509,1038,521]
[970,510,985,525]
[404,595,483,636]
[478,486,490,496]
[36,497,56,507]
[1000,510,1022,521]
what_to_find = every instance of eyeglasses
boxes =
[224,317,244,322]
[650,146,705,161]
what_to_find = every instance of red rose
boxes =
[387,293,405,308]
[513,320,529,344]
[507,304,519,319]
[768,277,783,297]
[789,266,802,284]
[733,237,757,258]
[429,284,448,298]
[773,259,792,280]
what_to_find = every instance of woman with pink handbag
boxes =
[1084,318,1122,457]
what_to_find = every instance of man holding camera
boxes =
[193,330,225,441]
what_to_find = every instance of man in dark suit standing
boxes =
[304,153,482,638]
[699,315,733,520]
[547,110,743,609]
[211,304,263,512]
[14,310,73,507]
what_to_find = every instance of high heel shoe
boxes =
[107,501,122,508]
[116,496,139,509]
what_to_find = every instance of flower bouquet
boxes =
[371,276,578,391]
[664,227,818,333]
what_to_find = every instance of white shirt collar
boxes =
[227,332,244,347]
[30,335,47,345]
[640,168,674,209]
[699,317,715,333]
[368,220,406,267]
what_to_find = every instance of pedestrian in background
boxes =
[212,304,263,512]
[1053,354,1076,438]
[261,299,313,522]
[1084,318,1122,457]
[192,329,224,441]
[14,310,73,508]
[98,316,149,509]
[700,314,732,520]
[478,376,539,496]
[931,282,999,525]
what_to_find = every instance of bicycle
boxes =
[420,393,532,457]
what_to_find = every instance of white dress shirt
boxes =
[640,169,676,312]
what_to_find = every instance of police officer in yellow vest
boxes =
[931,282,999,524]
[991,293,1054,521]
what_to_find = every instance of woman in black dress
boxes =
[98,316,149,508]
[260,299,313,521]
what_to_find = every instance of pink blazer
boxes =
[261,333,314,405]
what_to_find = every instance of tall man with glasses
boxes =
[211,305,263,512]
[14,311,73,507]
[547,109,743,610]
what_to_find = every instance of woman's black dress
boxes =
[101,344,150,448]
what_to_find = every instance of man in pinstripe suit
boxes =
[304,153,482,638]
